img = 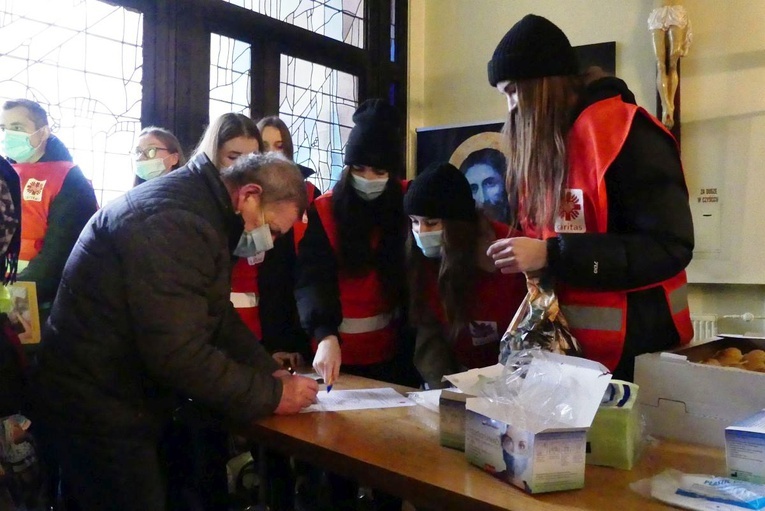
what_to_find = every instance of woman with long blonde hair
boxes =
[486,14,694,381]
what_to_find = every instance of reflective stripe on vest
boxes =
[338,313,393,335]
[230,292,259,308]
[561,305,622,332]
[669,283,688,316]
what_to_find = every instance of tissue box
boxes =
[439,390,469,451]
[726,409,765,484]
[586,380,642,470]
[456,355,611,494]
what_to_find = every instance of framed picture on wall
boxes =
[415,42,616,224]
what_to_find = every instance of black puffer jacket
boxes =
[546,76,694,381]
[33,154,281,439]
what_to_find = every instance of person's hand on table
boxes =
[487,236,548,274]
[313,335,341,388]
[273,372,319,414]
[272,351,304,372]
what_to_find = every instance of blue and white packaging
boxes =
[727,409,765,484]
[448,354,611,493]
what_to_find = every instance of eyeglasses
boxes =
[131,146,169,159]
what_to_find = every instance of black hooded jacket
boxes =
[545,76,694,381]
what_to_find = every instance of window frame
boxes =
[109,0,408,175]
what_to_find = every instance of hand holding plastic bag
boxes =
[499,273,582,366]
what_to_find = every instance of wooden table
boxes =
[247,375,725,511]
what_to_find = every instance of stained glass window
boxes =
[279,54,357,192]
[0,0,143,205]
[209,34,251,121]
[223,0,364,48]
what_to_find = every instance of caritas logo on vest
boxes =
[554,189,586,233]
[23,179,47,202]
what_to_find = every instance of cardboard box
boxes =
[726,409,765,484]
[439,365,502,451]
[451,355,611,494]
[586,380,643,470]
[635,335,765,448]
[439,389,469,451]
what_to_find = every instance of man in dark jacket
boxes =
[0,99,99,318]
[32,152,318,511]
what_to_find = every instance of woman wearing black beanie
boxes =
[295,99,409,387]
[404,162,525,388]
[486,14,695,381]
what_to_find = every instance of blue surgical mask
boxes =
[233,212,274,258]
[134,158,167,181]
[2,129,41,163]
[413,230,443,258]
[351,174,388,201]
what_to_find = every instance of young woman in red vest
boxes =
[295,97,407,511]
[296,99,409,388]
[485,15,695,382]
[405,162,527,388]
[257,116,322,255]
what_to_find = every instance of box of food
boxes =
[635,335,765,447]
[726,409,765,484]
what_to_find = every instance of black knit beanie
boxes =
[487,14,579,87]
[404,162,476,221]
[344,99,401,171]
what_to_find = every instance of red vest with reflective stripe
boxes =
[230,256,263,339]
[424,221,527,369]
[293,181,318,252]
[313,190,398,366]
[530,97,693,371]
[13,161,74,261]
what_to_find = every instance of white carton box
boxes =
[450,355,611,494]
[726,409,765,484]
[635,335,765,448]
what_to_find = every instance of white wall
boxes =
[408,0,765,333]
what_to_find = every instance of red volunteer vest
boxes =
[293,181,318,251]
[424,221,527,369]
[230,255,263,339]
[527,97,693,371]
[312,188,403,366]
[13,161,74,261]
[232,180,320,339]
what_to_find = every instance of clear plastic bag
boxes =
[499,274,582,366]
[480,349,577,431]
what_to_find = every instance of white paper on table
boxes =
[301,388,416,413]
[406,389,442,413]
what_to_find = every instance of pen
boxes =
[326,384,333,393]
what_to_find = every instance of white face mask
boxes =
[413,230,443,258]
[233,211,274,257]
[134,158,167,181]
[351,174,388,201]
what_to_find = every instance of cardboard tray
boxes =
[635,335,765,447]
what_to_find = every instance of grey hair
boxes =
[220,152,308,213]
